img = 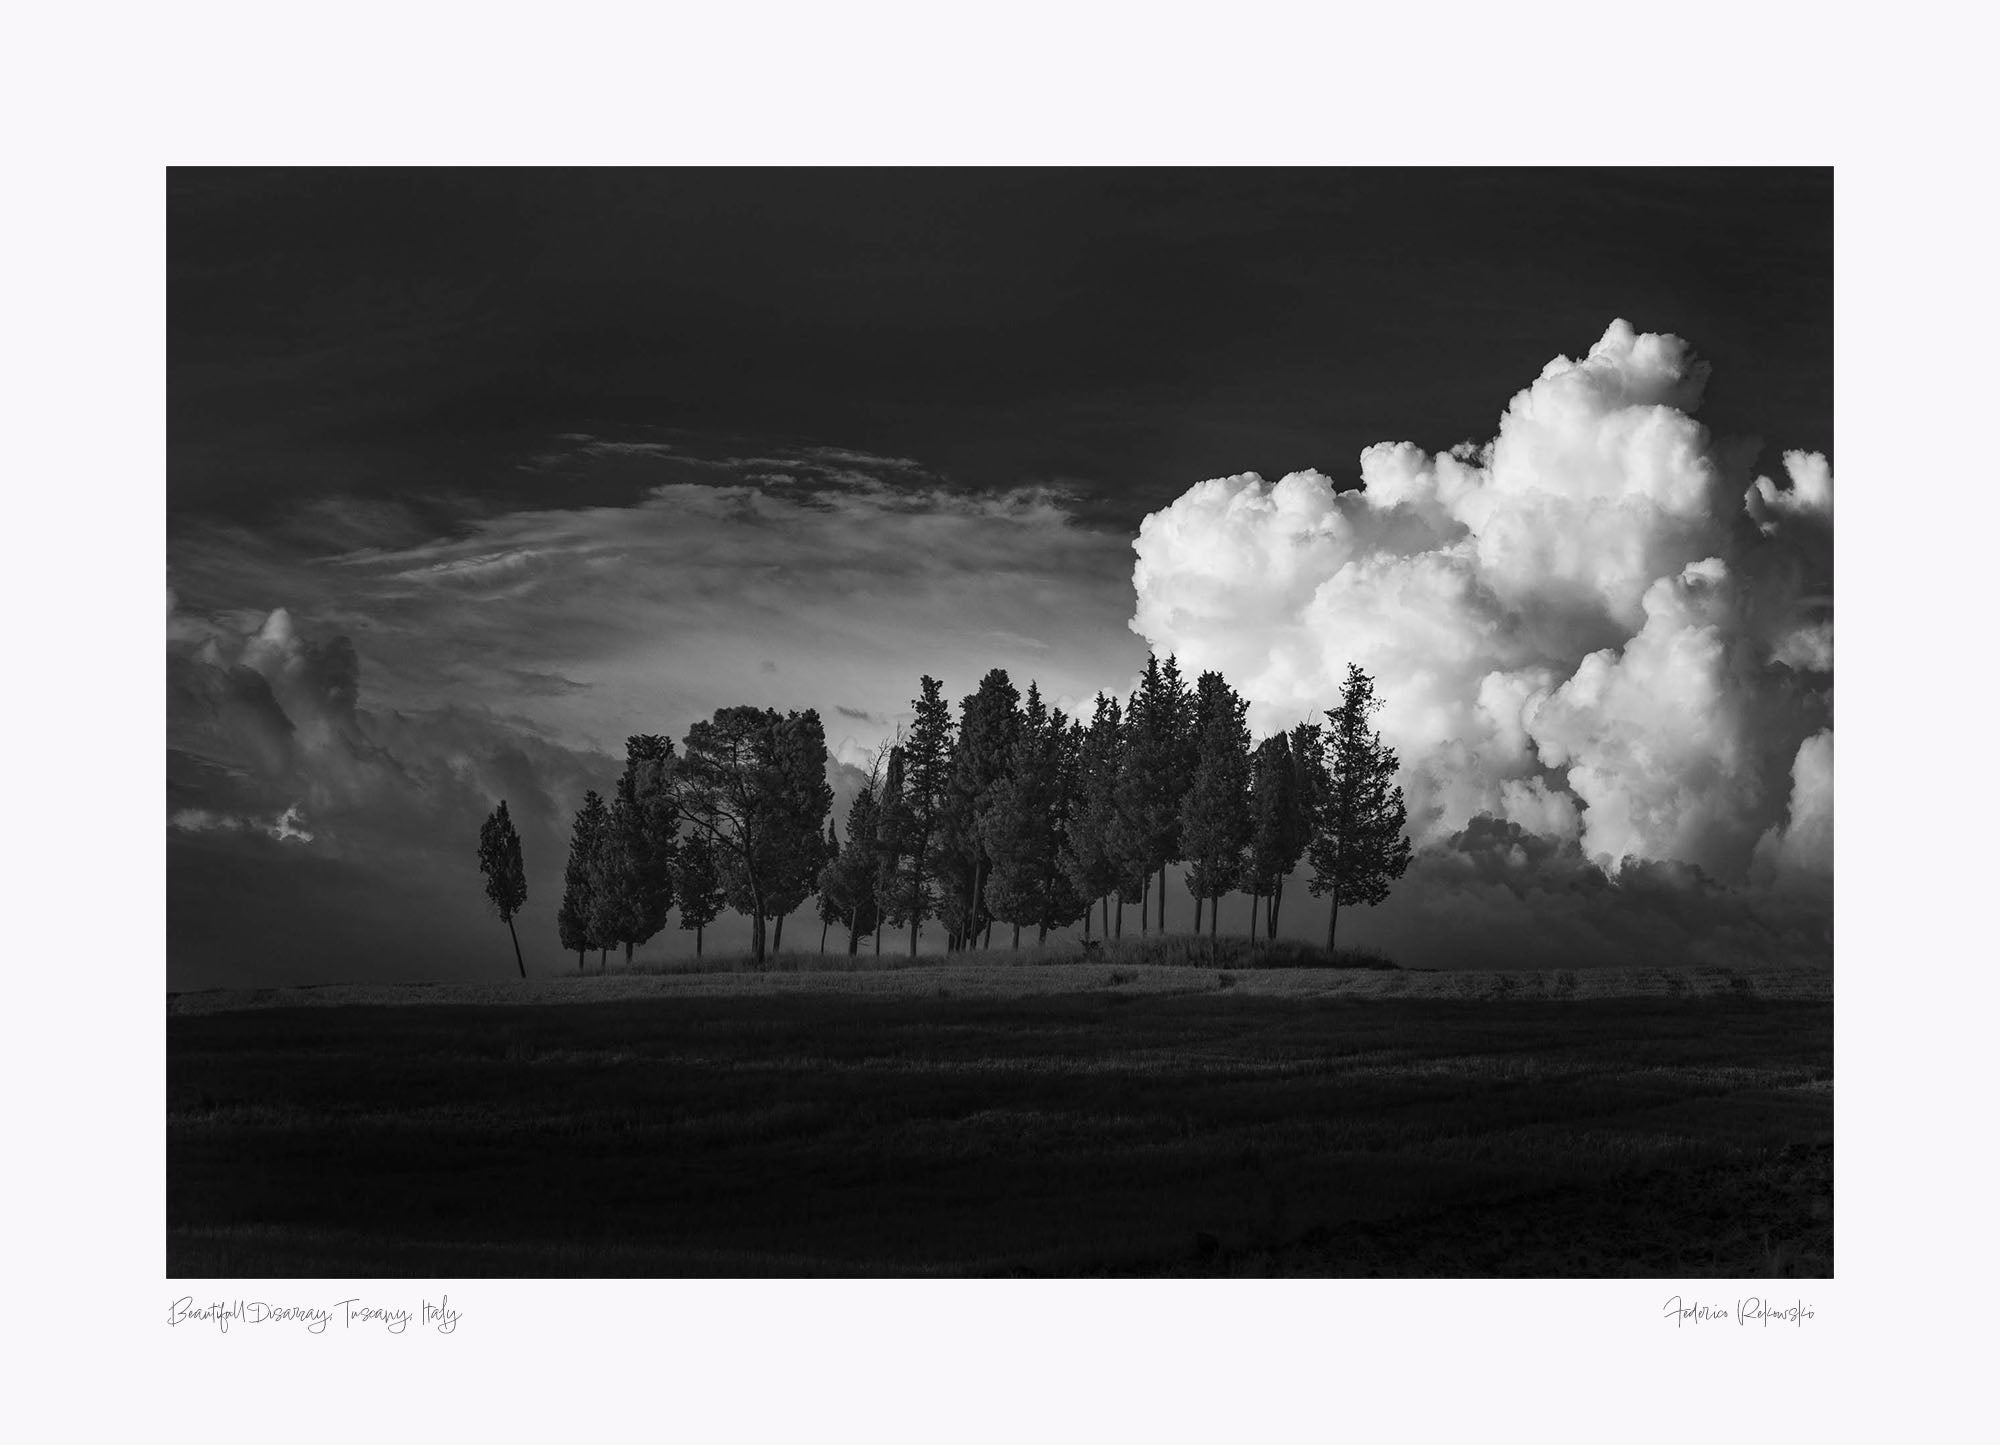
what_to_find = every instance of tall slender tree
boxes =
[1271,722,1323,939]
[601,735,679,965]
[1116,653,1194,933]
[829,767,885,953]
[1058,692,1124,938]
[477,799,528,979]
[899,676,956,957]
[981,684,1085,946]
[1307,666,1413,950]
[557,790,607,971]
[873,745,909,958]
[940,669,1020,951]
[1179,671,1252,939]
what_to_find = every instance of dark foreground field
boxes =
[168,974,1832,1277]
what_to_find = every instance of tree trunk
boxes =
[874,919,882,956]
[1194,893,1203,934]
[848,905,860,956]
[577,949,585,973]
[1012,922,1021,949]
[1115,897,1123,939]
[971,858,987,951]
[1250,890,1259,942]
[984,921,994,949]
[1210,896,1218,939]
[1158,864,1167,933]
[752,909,766,964]
[1141,874,1150,935]
[1326,883,1340,952]
[1102,894,1110,938]
[1038,922,1047,945]
[598,947,607,973]
[506,917,525,979]
[773,912,785,954]
[1083,902,1092,940]
[696,925,704,958]
[625,939,634,965]
[820,917,829,954]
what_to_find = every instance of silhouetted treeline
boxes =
[519,657,1410,972]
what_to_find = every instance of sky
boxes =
[166,168,1833,988]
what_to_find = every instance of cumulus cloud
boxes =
[1130,320,1833,891]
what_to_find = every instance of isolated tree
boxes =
[477,799,529,979]
[674,829,726,957]
[1179,671,1252,939]
[557,790,608,971]
[665,706,833,964]
[898,676,956,956]
[940,669,1021,950]
[1306,666,1413,950]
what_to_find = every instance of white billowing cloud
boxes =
[1130,320,1833,881]
[1753,730,1833,887]
[1747,449,1834,532]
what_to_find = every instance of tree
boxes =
[1179,671,1252,938]
[873,745,909,957]
[980,684,1086,946]
[1306,666,1413,950]
[1116,653,1194,933]
[675,830,725,957]
[1059,692,1124,939]
[477,799,529,978]
[557,790,607,971]
[825,766,885,954]
[940,670,1021,951]
[664,706,833,964]
[1246,730,1315,941]
[601,735,678,964]
[898,676,956,957]
[814,822,843,953]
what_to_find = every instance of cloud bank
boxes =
[1131,321,1833,901]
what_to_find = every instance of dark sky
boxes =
[171,168,1831,531]
[166,169,1834,989]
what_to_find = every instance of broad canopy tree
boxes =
[664,705,833,964]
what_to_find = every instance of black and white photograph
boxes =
[165,167,1834,1278]
[16,7,1997,1437]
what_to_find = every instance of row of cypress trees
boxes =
[493,657,1412,971]
[814,655,1411,957]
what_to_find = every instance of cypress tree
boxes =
[900,677,956,957]
[1115,653,1194,933]
[1179,671,1252,939]
[557,790,607,971]
[1307,666,1413,950]
[940,669,1020,951]
[1058,692,1124,938]
[476,799,529,979]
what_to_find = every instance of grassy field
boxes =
[168,948,1832,1277]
